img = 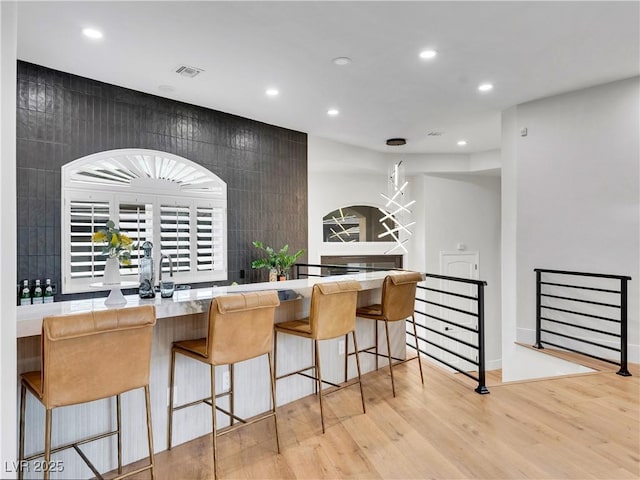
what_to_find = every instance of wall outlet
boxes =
[222,371,230,390]
[338,339,345,355]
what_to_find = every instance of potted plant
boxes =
[275,244,304,281]
[251,241,304,282]
[251,241,279,282]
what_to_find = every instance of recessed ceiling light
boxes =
[457,140,468,146]
[266,88,279,97]
[419,49,437,59]
[332,57,352,66]
[82,28,103,39]
[327,108,339,116]
[478,83,494,92]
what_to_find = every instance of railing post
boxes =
[534,270,544,349]
[617,278,631,376]
[474,283,489,394]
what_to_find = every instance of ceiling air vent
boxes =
[175,65,204,78]
[427,131,444,136]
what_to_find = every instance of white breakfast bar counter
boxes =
[16,272,407,479]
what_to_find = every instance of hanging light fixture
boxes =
[378,138,414,254]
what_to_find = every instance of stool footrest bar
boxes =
[172,390,232,412]
[23,429,119,461]
[216,411,277,438]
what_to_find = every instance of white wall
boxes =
[420,173,502,368]
[502,77,640,377]
[308,136,402,265]
[308,136,503,368]
[0,1,18,472]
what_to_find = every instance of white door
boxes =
[439,252,479,371]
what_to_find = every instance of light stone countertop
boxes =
[16,271,392,338]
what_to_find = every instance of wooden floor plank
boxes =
[121,359,639,479]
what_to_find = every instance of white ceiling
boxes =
[16,1,640,154]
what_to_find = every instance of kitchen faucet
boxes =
[158,254,174,286]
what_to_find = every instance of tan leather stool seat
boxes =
[351,271,425,397]
[21,371,42,399]
[168,291,281,479]
[18,305,157,480]
[274,280,366,433]
[173,338,208,357]
[356,304,383,318]
[275,319,313,335]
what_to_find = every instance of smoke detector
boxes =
[175,65,204,78]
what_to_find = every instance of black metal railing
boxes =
[412,274,489,394]
[534,268,632,376]
[294,263,399,279]
[294,263,489,393]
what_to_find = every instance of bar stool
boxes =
[18,305,157,480]
[274,280,365,433]
[167,291,280,479]
[348,271,424,397]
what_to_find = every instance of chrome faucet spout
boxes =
[158,254,174,286]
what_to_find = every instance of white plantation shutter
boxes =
[196,205,225,272]
[118,202,153,278]
[160,204,191,273]
[69,200,110,279]
[62,149,228,294]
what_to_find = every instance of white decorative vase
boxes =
[269,268,278,283]
[103,256,121,285]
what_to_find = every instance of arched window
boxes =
[61,149,227,293]
[322,205,395,242]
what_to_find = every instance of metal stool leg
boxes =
[384,320,396,397]
[18,383,26,480]
[167,348,176,450]
[229,363,235,426]
[314,340,325,433]
[211,365,219,479]
[144,385,156,480]
[352,330,366,414]
[44,409,52,480]
[411,314,424,384]
[374,320,379,370]
[116,394,123,474]
[267,352,281,454]
[273,330,279,403]
[343,333,349,383]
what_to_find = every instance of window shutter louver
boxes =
[118,202,154,278]
[160,204,191,273]
[69,200,110,279]
[196,205,225,272]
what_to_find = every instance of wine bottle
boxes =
[32,279,44,305]
[43,278,54,304]
[19,280,31,306]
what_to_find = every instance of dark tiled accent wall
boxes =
[16,61,308,301]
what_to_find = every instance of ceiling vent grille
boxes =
[175,65,204,78]
[427,131,444,136]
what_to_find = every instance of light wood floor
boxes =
[126,358,639,479]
